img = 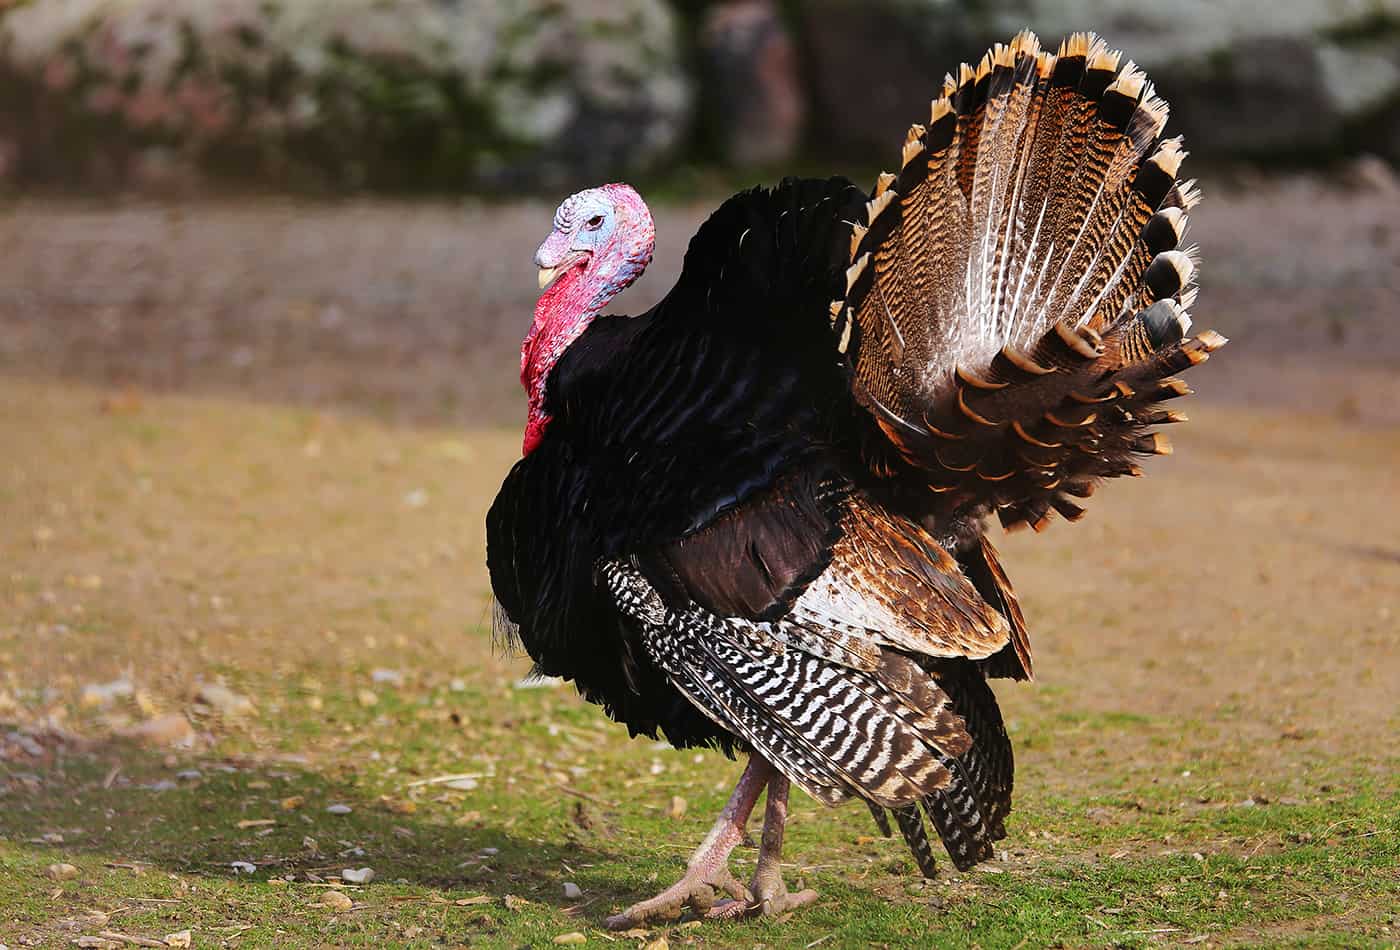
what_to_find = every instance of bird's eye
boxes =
[586,215,605,230]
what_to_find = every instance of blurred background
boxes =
[1,3,1397,945]
[0,0,1397,426]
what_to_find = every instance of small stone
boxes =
[453,811,482,826]
[370,669,403,686]
[449,678,467,692]
[281,796,305,810]
[58,911,109,930]
[75,939,119,949]
[341,867,374,884]
[116,714,195,748]
[1344,155,1400,195]
[356,690,378,708]
[175,769,203,782]
[552,933,586,945]
[230,861,257,874]
[666,795,687,819]
[194,683,256,717]
[320,890,354,911]
[79,679,133,709]
[164,931,192,949]
[562,881,582,900]
[480,847,499,856]
[45,862,79,880]
[326,804,352,815]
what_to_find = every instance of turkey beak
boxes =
[535,250,590,293]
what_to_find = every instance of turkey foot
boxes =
[711,773,818,919]
[605,757,772,930]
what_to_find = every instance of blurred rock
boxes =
[79,679,133,710]
[193,682,256,717]
[45,862,79,880]
[116,714,195,748]
[320,889,354,911]
[699,0,805,166]
[1342,154,1400,193]
[796,0,1400,164]
[0,0,691,191]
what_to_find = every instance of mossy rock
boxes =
[0,0,692,191]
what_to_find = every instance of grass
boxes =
[2,376,1398,948]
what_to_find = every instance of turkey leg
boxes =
[738,772,818,917]
[605,756,771,929]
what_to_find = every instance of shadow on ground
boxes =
[1,726,618,901]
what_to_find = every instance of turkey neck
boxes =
[520,263,610,456]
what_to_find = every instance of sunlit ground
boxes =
[3,375,1396,948]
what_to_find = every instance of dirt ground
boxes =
[1,171,1398,947]
[1,172,1398,427]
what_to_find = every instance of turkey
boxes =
[487,30,1225,927]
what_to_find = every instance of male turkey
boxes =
[487,31,1225,927]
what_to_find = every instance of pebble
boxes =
[371,669,403,686]
[341,867,375,884]
[79,679,133,709]
[45,862,79,880]
[175,769,203,782]
[194,682,256,717]
[165,931,192,949]
[562,882,582,900]
[116,714,195,748]
[326,804,353,815]
[553,934,586,945]
[230,861,257,874]
[320,890,354,911]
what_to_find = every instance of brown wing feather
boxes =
[958,534,1033,680]
[788,495,1010,662]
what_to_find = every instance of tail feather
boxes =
[833,31,1224,527]
[891,804,940,878]
[861,662,1015,875]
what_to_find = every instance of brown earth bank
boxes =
[1,171,1398,428]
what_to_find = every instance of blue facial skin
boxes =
[535,189,617,270]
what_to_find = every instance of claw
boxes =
[604,759,818,929]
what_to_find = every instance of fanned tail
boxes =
[833,31,1226,528]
